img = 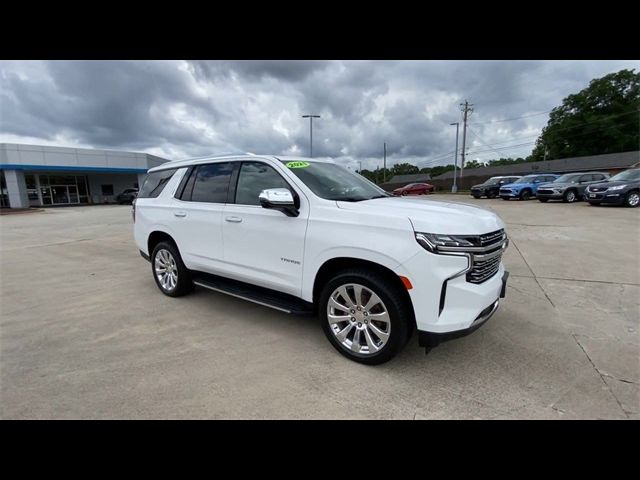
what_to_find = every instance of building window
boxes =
[101,184,114,196]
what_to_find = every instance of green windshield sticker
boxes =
[286,161,310,169]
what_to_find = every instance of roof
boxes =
[433,151,640,180]
[149,154,336,172]
[386,173,432,184]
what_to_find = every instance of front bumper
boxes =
[418,271,508,347]
[585,191,625,204]
[499,190,519,198]
[536,192,563,200]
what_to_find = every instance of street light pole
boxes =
[450,122,459,193]
[302,114,320,157]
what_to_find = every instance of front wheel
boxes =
[472,194,481,199]
[151,241,193,297]
[520,190,531,201]
[563,190,577,203]
[625,191,640,208]
[319,269,413,365]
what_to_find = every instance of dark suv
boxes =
[116,188,138,205]
[536,172,610,203]
[584,168,640,208]
[470,176,521,199]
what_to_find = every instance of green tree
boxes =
[530,69,640,161]
[391,163,419,175]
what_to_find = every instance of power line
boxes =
[470,109,552,125]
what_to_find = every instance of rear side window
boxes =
[234,162,291,206]
[138,169,177,198]
[593,173,606,181]
[188,163,233,203]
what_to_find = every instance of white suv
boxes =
[133,154,509,364]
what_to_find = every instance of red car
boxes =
[392,183,435,196]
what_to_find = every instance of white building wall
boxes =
[4,170,30,208]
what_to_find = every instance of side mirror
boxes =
[259,188,299,217]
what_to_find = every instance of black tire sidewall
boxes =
[564,190,576,203]
[520,190,531,200]
[319,270,412,365]
[151,241,193,297]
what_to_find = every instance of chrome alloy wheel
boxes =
[327,283,391,355]
[566,190,576,202]
[628,192,640,207]
[154,248,178,291]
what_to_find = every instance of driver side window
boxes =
[234,161,292,206]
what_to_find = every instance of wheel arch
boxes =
[312,257,416,326]
[148,230,177,255]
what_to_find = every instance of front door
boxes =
[221,161,309,297]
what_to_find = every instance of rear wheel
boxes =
[319,269,412,365]
[151,241,193,297]
[624,191,640,208]
[563,190,577,203]
[520,190,531,201]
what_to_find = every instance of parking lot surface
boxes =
[1,196,639,419]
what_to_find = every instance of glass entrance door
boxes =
[49,185,80,205]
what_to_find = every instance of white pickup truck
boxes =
[133,154,509,364]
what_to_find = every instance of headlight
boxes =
[608,185,626,191]
[415,233,475,252]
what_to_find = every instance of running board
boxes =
[192,271,314,315]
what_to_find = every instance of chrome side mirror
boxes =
[259,188,298,217]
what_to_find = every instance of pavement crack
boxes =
[510,238,555,308]
[572,334,630,418]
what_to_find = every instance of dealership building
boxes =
[0,143,169,208]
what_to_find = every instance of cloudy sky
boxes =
[1,60,638,170]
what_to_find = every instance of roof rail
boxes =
[174,151,257,162]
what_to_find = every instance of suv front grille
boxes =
[479,229,504,247]
[467,251,502,284]
[537,189,553,195]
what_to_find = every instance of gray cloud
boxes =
[1,60,638,169]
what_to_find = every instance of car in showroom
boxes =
[584,168,640,207]
[133,154,509,364]
[470,176,521,199]
[499,174,560,200]
[536,172,610,203]
[116,188,138,204]
[392,182,435,196]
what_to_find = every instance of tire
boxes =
[502,197,510,201]
[624,191,640,208]
[588,202,601,206]
[472,194,481,199]
[520,189,531,201]
[538,198,549,203]
[151,241,193,297]
[563,189,577,203]
[487,191,496,199]
[401,191,408,196]
[319,268,413,365]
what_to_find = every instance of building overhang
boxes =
[0,164,148,174]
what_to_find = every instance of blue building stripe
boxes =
[0,164,148,174]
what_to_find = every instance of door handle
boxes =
[174,211,187,217]
[225,216,243,223]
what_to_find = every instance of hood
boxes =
[590,180,637,189]
[472,183,495,189]
[539,182,573,189]
[500,182,523,189]
[336,197,504,235]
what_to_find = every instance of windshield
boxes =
[513,175,537,184]
[485,177,503,185]
[610,169,640,182]
[553,174,581,183]
[280,160,389,201]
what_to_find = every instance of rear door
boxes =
[221,160,309,296]
[171,162,235,272]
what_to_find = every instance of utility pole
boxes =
[450,122,460,193]
[459,100,473,183]
[301,114,320,157]
[383,142,387,183]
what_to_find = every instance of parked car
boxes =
[499,174,560,200]
[470,176,521,199]
[584,168,640,208]
[133,154,509,364]
[116,188,138,204]
[536,172,610,203]
[392,182,435,196]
